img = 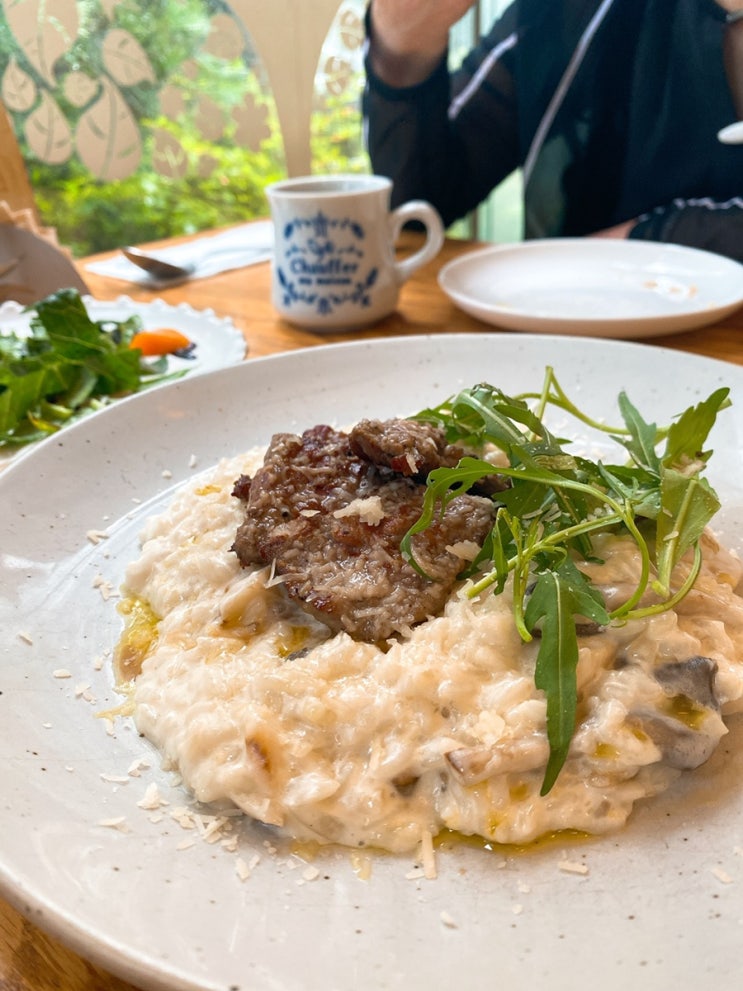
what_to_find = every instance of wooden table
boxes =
[70,231,743,363]
[2,230,742,991]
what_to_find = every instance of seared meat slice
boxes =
[349,418,463,478]
[350,417,509,496]
[232,421,494,642]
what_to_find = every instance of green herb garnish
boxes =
[402,369,729,795]
[0,288,185,447]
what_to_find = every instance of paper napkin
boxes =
[85,220,274,289]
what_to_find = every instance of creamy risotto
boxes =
[117,449,743,854]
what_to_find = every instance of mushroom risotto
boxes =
[115,377,743,853]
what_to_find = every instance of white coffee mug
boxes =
[266,174,445,329]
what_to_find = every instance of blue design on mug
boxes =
[277,211,376,314]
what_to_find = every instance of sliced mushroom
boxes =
[625,708,725,769]
[391,772,419,796]
[653,655,720,712]
[625,655,725,770]
[446,736,549,786]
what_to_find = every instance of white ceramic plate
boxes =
[0,295,246,468]
[2,334,743,991]
[438,239,743,337]
[0,293,246,376]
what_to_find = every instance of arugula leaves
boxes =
[0,289,183,447]
[404,369,729,794]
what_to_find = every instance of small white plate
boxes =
[438,239,743,337]
[0,295,245,464]
[2,334,743,991]
[0,294,246,375]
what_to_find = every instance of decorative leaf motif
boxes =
[159,84,186,119]
[338,8,363,50]
[102,28,156,87]
[180,59,199,81]
[194,95,224,142]
[1,56,37,112]
[323,55,352,96]
[233,95,270,152]
[62,70,98,108]
[152,127,187,180]
[24,90,73,164]
[100,0,121,19]
[76,78,141,180]
[5,0,79,86]
[203,14,245,60]
[196,153,218,178]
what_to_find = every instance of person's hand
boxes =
[369,0,478,87]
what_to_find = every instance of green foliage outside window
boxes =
[0,0,367,257]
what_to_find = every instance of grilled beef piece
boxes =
[350,416,510,497]
[348,418,463,478]
[231,420,494,642]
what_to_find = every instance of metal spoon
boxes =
[121,246,195,281]
[121,241,262,282]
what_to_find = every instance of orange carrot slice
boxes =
[130,328,192,356]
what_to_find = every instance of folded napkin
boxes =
[0,217,89,304]
[0,200,72,257]
[85,220,274,288]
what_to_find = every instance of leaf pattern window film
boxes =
[0,0,366,252]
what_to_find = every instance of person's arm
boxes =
[363,1,522,227]
[628,199,743,262]
[368,0,475,87]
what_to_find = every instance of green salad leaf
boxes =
[404,369,730,794]
[0,288,185,447]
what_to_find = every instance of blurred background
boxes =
[0,0,520,256]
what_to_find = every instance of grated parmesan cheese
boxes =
[333,495,386,525]
[558,857,589,876]
[137,782,168,810]
[86,529,110,544]
[711,866,733,884]
[235,857,252,881]
[445,540,481,561]
[100,773,130,784]
[127,757,151,777]
[92,574,117,601]
[419,829,437,880]
[98,816,129,831]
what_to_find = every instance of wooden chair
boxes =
[0,1,360,260]
[0,101,40,222]
[231,0,346,177]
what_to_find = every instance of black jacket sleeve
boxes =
[362,4,522,227]
[363,0,743,258]
[629,199,743,263]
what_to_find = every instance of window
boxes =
[0,0,367,255]
[450,0,523,243]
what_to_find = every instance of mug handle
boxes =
[388,200,445,284]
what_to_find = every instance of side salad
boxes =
[0,289,193,448]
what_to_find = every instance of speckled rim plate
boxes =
[438,239,743,337]
[1,333,743,991]
[0,294,246,375]
[0,295,245,467]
